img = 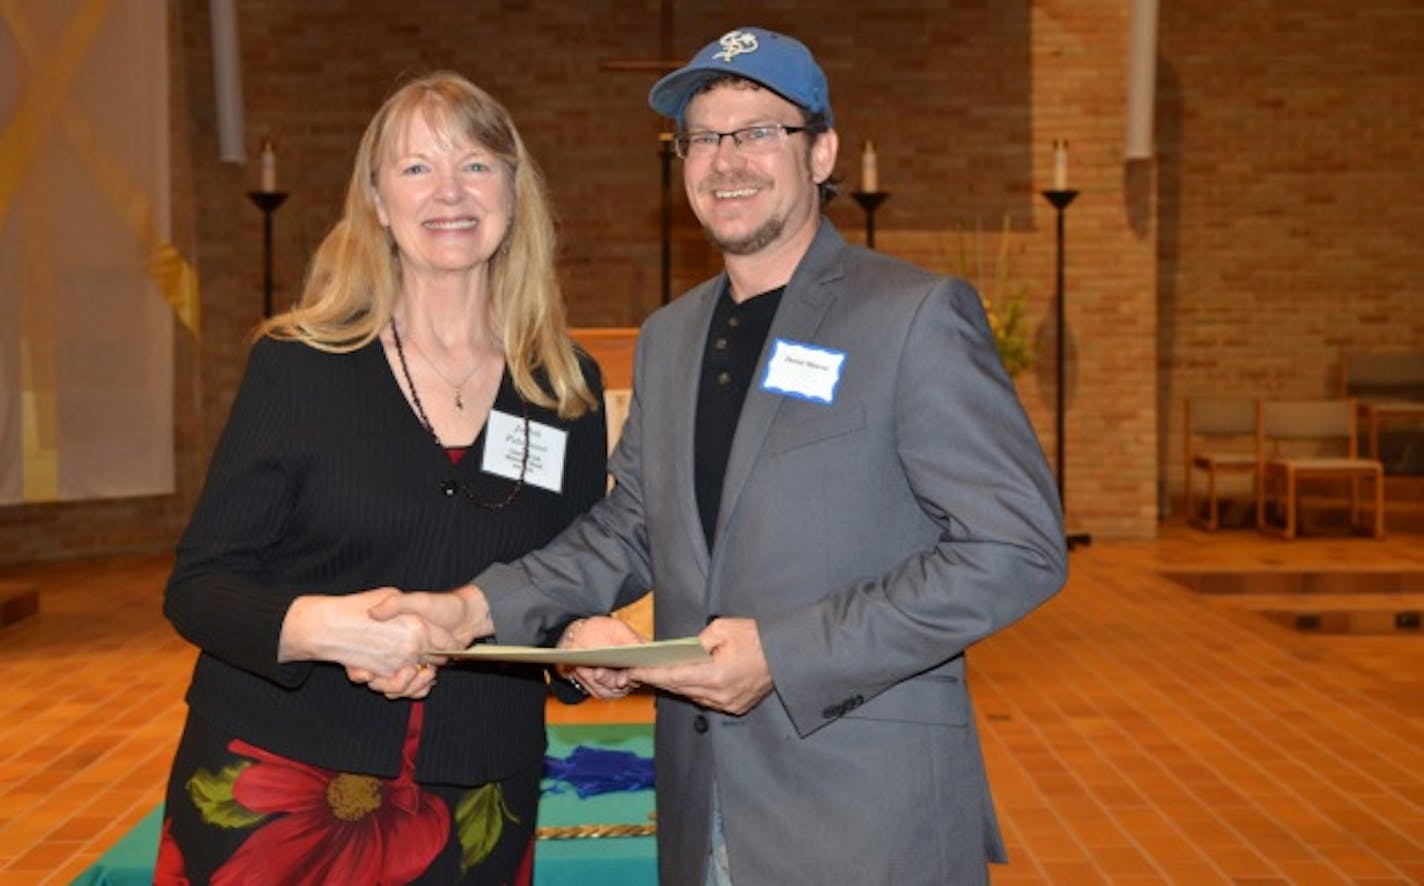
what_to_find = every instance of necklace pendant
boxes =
[455,390,464,411]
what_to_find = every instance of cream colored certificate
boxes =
[432,637,708,668]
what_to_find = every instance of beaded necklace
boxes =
[390,317,529,509]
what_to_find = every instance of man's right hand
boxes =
[367,582,494,649]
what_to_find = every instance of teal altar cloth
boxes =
[72,723,656,885]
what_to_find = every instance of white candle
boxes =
[861,140,879,193]
[1053,139,1068,190]
[260,137,277,192]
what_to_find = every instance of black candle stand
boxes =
[850,191,889,250]
[658,132,674,307]
[1042,189,1090,550]
[247,191,289,317]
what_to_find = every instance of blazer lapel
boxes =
[710,223,850,580]
[669,275,727,576]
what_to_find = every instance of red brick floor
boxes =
[1,524,1420,883]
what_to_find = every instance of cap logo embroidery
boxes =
[712,30,758,63]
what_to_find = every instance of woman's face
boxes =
[372,109,513,284]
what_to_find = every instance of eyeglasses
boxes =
[673,124,808,159]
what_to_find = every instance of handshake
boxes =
[284,584,775,715]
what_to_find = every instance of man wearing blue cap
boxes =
[383,25,1066,885]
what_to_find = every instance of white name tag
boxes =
[483,409,567,493]
[760,338,846,405]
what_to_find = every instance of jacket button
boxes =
[693,715,709,733]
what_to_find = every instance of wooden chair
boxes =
[1341,351,1424,473]
[1341,350,1424,403]
[1184,396,1261,530]
[1257,398,1384,539]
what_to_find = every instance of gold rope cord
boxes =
[536,822,657,840]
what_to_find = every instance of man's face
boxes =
[681,82,835,257]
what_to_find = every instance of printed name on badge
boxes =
[760,338,846,405]
[483,410,567,493]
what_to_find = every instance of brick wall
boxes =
[3,0,1420,563]
[1157,2,1424,517]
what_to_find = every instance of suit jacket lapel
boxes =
[710,223,849,580]
[671,274,727,576]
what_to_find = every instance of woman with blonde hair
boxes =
[158,71,607,884]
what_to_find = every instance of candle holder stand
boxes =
[658,133,674,307]
[850,191,889,250]
[247,191,289,317]
[1042,188,1090,550]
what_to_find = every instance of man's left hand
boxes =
[631,617,772,715]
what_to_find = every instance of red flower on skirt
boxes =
[155,816,189,884]
[213,705,449,885]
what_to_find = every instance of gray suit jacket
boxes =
[483,221,1067,885]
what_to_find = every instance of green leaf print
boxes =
[455,782,519,872]
[185,761,267,829]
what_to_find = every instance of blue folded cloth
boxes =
[543,746,655,799]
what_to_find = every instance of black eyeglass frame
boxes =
[672,124,809,159]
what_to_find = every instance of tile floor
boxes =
[0,525,1420,884]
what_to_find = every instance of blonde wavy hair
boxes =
[259,71,596,418]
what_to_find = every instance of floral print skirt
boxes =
[158,703,538,885]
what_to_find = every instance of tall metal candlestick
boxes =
[247,191,289,317]
[658,132,674,306]
[1042,188,1090,549]
[850,191,889,250]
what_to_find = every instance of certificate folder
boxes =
[433,637,708,668]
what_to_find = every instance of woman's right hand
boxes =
[557,615,645,699]
[279,587,456,698]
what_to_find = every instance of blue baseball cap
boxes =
[649,27,833,126]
